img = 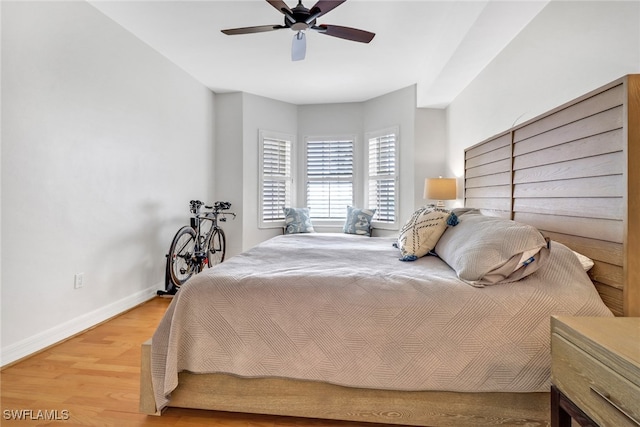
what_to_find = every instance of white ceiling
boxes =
[89,0,549,107]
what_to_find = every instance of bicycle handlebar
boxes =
[212,201,232,211]
[189,200,233,215]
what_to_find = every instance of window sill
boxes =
[372,222,398,231]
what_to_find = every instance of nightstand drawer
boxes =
[552,333,640,426]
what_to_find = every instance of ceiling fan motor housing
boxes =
[285,2,317,31]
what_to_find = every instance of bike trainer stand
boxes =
[157,253,178,297]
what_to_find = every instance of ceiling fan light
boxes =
[291,31,306,61]
[291,21,308,31]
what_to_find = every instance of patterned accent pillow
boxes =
[283,207,315,234]
[343,206,376,236]
[397,207,453,261]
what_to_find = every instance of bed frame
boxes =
[140,75,639,426]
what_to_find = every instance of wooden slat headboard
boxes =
[464,74,639,317]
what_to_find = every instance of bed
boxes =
[140,74,639,426]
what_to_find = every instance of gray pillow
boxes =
[343,206,376,236]
[283,207,315,234]
[435,213,550,286]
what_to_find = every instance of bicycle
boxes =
[160,200,235,295]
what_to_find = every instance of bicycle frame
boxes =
[190,217,217,268]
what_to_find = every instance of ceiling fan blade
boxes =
[309,0,346,18]
[221,25,284,35]
[315,24,375,43]
[266,0,292,15]
[291,31,306,61]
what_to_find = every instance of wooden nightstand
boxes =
[551,316,640,427]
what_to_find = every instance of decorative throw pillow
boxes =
[343,206,376,236]
[435,212,550,286]
[397,207,455,261]
[283,207,315,234]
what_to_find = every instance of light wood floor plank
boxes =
[1,297,401,426]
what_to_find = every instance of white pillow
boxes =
[572,250,595,271]
[435,213,550,286]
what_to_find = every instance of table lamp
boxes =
[424,177,457,208]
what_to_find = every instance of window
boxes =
[367,128,398,226]
[305,136,354,220]
[259,131,293,226]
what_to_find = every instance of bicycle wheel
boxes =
[168,226,198,288]
[207,227,226,267]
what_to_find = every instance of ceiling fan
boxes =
[221,0,375,61]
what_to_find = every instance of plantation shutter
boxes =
[306,138,353,219]
[368,131,397,223]
[261,136,292,222]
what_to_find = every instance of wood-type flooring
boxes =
[0,297,397,427]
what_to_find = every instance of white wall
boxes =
[242,93,298,251]
[446,1,640,177]
[1,1,216,365]
[215,92,298,258]
[414,108,450,205]
[364,85,418,227]
[214,93,244,259]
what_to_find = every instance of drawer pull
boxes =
[590,386,640,426]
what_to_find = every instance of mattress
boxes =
[151,232,612,410]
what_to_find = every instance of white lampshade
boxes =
[424,177,457,207]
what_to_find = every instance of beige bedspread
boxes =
[151,233,612,409]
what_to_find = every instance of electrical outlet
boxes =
[74,273,84,289]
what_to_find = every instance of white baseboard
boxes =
[1,284,159,367]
